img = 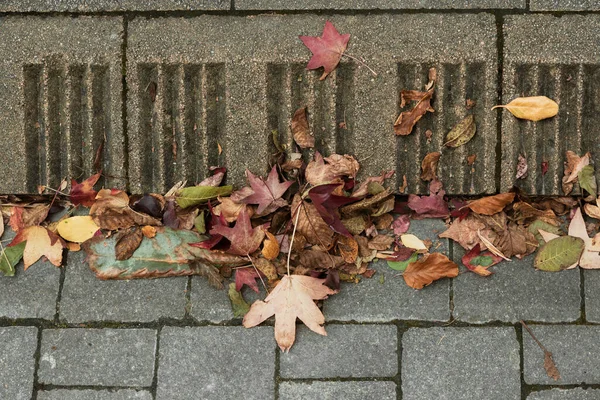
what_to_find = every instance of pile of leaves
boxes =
[1,21,598,356]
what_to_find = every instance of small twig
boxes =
[246,255,269,295]
[342,53,377,77]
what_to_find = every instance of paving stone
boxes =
[0,327,37,400]
[584,270,600,323]
[523,325,600,385]
[530,0,600,10]
[278,381,397,400]
[37,389,153,400]
[0,0,228,11]
[528,388,600,400]
[0,16,124,193]
[157,326,275,400]
[280,324,397,378]
[453,248,581,323]
[501,15,600,195]
[38,328,157,386]
[60,250,187,323]
[402,327,520,400]
[237,0,524,9]
[127,14,497,194]
[0,228,61,320]
[325,219,450,322]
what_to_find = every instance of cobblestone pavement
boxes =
[2,2,600,399]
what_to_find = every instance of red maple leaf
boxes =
[70,172,101,207]
[209,206,265,256]
[308,183,357,236]
[299,21,350,80]
[190,201,226,250]
[243,166,292,215]
[407,180,449,218]
[235,267,263,293]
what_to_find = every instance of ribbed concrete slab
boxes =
[236,0,524,9]
[530,1,600,11]
[0,0,228,11]
[501,15,600,195]
[127,14,497,194]
[0,17,124,193]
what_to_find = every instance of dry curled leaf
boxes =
[292,195,334,248]
[444,115,476,148]
[394,87,434,136]
[291,107,314,149]
[466,193,515,215]
[521,321,560,381]
[262,231,280,260]
[141,225,157,238]
[115,227,144,261]
[516,154,528,180]
[420,152,441,181]
[492,96,558,121]
[403,252,459,290]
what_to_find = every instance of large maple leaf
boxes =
[210,206,265,256]
[243,166,292,215]
[243,274,337,352]
[299,20,350,80]
[8,226,64,269]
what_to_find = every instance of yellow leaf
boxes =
[491,96,558,121]
[57,216,100,243]
[400,234,427,250]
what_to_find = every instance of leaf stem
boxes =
[520,320,548,353]
[287,202,302,276]
[246,255,269,295]
[342,53,377,77]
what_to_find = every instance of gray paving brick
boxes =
[453,248,581,323]
[528,388,600,400]
[38,328,157,387]
[280,324,397,378]
[127,14,497,194]
[523,325,600,385]
[402,327,520,400]
[157,326,275,400]
[0,16,124,193]
[530,0,600,10]
[60,250,186,323]
[584,270,600,323]
[0,327,37,400]
[279,381,397,400]
[37,389,153,400]
[501,15,600,195]
[237,0,524,9]
[0,0,228,11]
[325,219,450,322]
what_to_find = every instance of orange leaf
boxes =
[262,231,280,260]
[243,275,337,352]
[141,225,157,238]
[9,226,64,270]
[291,107,314,149]
[403,252,459,290]
[466,193,515,215]
[420,151,441,181]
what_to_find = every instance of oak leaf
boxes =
[466,192,515,215]
[243,274,337,351]
[403,252,459,289]
[243,166,292,215]
[299,21,350,80]
[8,226,64,270]
[210,206,265,256]
[492,96,558,121]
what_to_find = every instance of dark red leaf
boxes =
[70,173,101,207]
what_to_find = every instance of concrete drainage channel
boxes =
[1,2,600,400]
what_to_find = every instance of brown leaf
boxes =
[193,261,224,289]
[141,225,157,238]
[544,352,560,381]
[9,204,50,232]
[439,214,489,251]
[214,197,251,223]
[253,257,279,283]
[337,235,358,263]
[291,107,314,149]
[403,252,459,289]
[467,154,477,165]
[564,151,590,184]
[368,234,395,251]
[467,193,515,215]
[243,275,337,352]
[91,189,161,230]
[115,227,144,261]
[492,96,558,121]
[374,213,394,230]
[323,154,360,179]
[298,249,345,270]
[516,154,528,179]
[394,88,434,136]
[420,152,441,181]
[262,231,280,260]
[444,115,476,148]
[210,206,265,256]
[292,195,334,248]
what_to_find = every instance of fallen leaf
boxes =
[392,215,410,235]
[568,208,600,269]
[466,99,476,109]
[262,231,280,260]
[394,88,434,136]
[254,257,279,283]
[194,261,225,289]
[243,274,337,351]
[299,20,350,80]
[198,167,226,187]
[228,282,250,317]
[291,195,334,248]
[387,252,418,271]
[115,227,144,261]
[243,166,292,215]
[534,235,585,272]
[91,189,161,230]
[461,244,503,276]
[516,154,528,179]
[56,216,100,243]
[8,226,64,270]
[142,225,157,238]
[578,165,597,196]
[444,115,476,148]
[131,194,165,218]
[439,214,489,250]
[175,185,233,209]
[236,267,262,293]
[467,193,515,215]
[9,204,50,232]
[291,107,314,149]
[565,151,590,184]
[467,154,477,165]
[403,252,459,289]
[541,161,549,176]
[0,241,26,276]
[528,219,562,245]
[492,96,558,121]
[521,321,560,381]
[337,235,358,263]
[407,180,449,218]
[400,234,427,251]
[368,234,395,251]
[420,152,441,181]
[477,230,510,261]
[210,206,265,256]
[70,172,101,207]
[305,152,342,186]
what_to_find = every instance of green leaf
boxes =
[470,255,494,267]
[194,211,206,234]
[83,227,245,279]
[534,236,585,272]
[578,165,597,197]
[175,185,233,209]
[444,115,476,148]
[387,252,418,271]
[0,241,26,277]
[228,282,250,317]
[528,219,562,245]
